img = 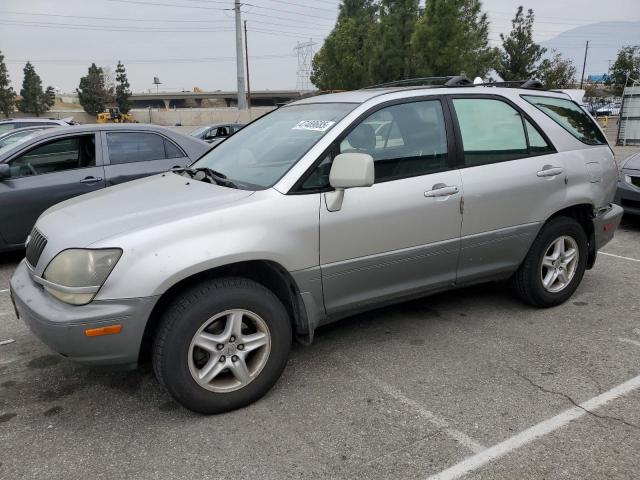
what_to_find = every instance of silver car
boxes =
[10,84,623,413]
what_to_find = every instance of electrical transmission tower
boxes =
[294,40,316,92]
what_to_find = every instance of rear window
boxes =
[522,95,607,146]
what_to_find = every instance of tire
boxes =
[511,216,588,307]
[152,277,292,414]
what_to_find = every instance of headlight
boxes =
[619,170,632,184]
[41,249,122,305]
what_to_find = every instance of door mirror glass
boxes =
[329,153,374,189]
[0,163,10,179]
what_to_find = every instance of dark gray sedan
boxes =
[0,124,209,252]
[615,153,640,216]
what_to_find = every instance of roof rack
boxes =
[362,76,544,91]
[363,76,473,89]
[478,79,545,90]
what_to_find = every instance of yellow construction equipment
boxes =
[96,108,137,123]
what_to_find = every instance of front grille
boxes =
[25,228,47,268]
[631,176,640,188]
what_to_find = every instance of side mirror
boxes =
[0,163,10,180]
[325,153,374,212]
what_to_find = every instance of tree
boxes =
[115,61,132,114]
[310,0,377,90]
[77,63,112,115]
[17,62,53,117]
[369,0,419,84]
[537,50,576,89]
[607,45,640,95]
[0,50,16,118]
[496,6,546,81]
[411,0,498,79]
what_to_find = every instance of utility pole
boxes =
[579,40,589,89]
[244,20,251,108]
[234,0,247,110]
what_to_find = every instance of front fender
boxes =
[94,191,321,300]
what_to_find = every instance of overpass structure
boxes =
[129,90,313,109]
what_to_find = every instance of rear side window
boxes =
[453,98,528,166]
[522,95,607,145]
[107,132,182,164]
[164,139,185,159]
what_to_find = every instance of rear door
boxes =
[102,131,191,185]
[448,95,566,283]
[0,133,105,245]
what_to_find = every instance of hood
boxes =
[37,172,254,247]
[621,153,640,171]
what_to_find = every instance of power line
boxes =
[4,54,297,65]
[0,9,331,33]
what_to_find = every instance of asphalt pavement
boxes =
[1,214,639,479]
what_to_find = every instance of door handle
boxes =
[537,165,563,177]
[80,176,103,184]
[424,184,459,197]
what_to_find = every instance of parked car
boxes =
[10,82,622,414]
[595,104,621,116]
[615,153,640,215]
[0,125,56,150]
[190,123,244,144]
[0,117,76,135]
[0,124,209,251]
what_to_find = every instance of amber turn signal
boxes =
[84,324,122,337]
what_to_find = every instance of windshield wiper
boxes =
[172,167,237,188]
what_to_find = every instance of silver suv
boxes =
[10,82,623,413]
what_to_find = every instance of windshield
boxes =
[191,103,356,189]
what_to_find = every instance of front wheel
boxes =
[512,217,588,307]
[152,278,292,414]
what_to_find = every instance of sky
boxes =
[0,0,639,93]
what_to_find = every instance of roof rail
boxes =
[361,76,543,91]
[363,76,454,89]
[478,79,545,90]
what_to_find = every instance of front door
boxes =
[315,98,463,315]
[0,134,105,245]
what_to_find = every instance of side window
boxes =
[217,127,229,137]
[522,95,607,145]
[346,100,449,182]
[453,98,528,167]
[302,100,449,190]
[525,119,553,155]
[9,135,95,178]
[107,132,167,164]
[164,139,185,159]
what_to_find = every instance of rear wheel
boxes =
[512,217,588,307]
[152,277,292,413]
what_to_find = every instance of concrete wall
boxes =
[7,107,274,127]
[130,107,274,126]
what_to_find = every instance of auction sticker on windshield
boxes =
[292,120,336,132]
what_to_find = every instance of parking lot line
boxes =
[347,361,486,454]
[618,337,640,348]
[426,373,640,480]
[0,289,8,294]
[600,252,640,263]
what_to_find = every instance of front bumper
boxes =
[593,203,624,250]
[10,260,158,367]
[614,181,640,216]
